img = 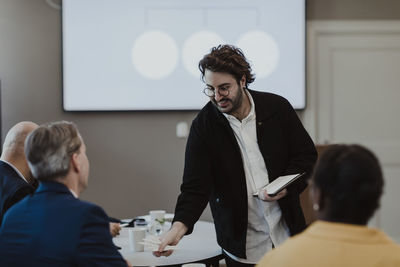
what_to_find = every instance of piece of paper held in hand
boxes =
[140,235,178,252]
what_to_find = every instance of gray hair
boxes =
[25,121,82,182]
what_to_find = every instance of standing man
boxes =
[0,121,131,267]
[0,121,38,226]
[158,45,317,266]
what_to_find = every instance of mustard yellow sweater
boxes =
[257,221,400,267]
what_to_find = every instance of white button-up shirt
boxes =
[222,91,290,263]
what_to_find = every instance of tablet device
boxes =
[254,173,305,197]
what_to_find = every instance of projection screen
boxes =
[62,0,305,111]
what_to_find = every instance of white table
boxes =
[113,220,223,267]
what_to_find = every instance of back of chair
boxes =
[300,144,332,225]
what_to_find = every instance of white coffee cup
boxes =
[149,210,165,221]
[129,228,146,252]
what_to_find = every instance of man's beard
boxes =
[212,84,244,115]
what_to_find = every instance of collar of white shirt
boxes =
[69,188,78,198]
[223,90,255,123]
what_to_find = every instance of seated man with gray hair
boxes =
[0,121,131,267]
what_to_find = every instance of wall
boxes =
[0,0,196,220]
[1,0,399,221]
[307,0,400,20]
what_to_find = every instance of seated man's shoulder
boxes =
[0,172,29,194]
[2,181,34,206]
[79,200,107,215]
[34,193,109,227]
[73,199,110,225]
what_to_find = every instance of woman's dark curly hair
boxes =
[198,44,255,88]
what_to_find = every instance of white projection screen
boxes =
[62,0,305,111]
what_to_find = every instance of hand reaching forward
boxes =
[153,221,188,257]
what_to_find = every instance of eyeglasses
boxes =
[203,85,231,97]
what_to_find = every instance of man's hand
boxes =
[259,188,288,202]
[109,222,121,237]
[153,221,188,257]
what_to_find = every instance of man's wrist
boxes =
[171,221,188,239]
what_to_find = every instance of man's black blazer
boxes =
[173,90,317,259]
[0,160,35,226]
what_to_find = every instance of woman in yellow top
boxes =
[257,144,400,267]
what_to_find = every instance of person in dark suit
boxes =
[158,45,317,266]
[0,121,131,267]
[0,121,38,226]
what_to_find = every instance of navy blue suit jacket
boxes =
[0,160,36,226]
[0,181,126,267]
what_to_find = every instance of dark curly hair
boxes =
[312,144,384,225]
[198,44,255,87]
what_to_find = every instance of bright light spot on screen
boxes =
[132,31,179,80]
[236,30,280,79]
[182,31,225,77]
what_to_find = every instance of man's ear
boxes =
[240,75,246,89]
[71,153,81,173]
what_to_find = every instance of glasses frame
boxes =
[202,86,230,98]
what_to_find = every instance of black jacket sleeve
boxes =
[173,118,213,234]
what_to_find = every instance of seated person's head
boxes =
[24,121,89,194]
[1,121,38,183]
[311,144,383,225]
